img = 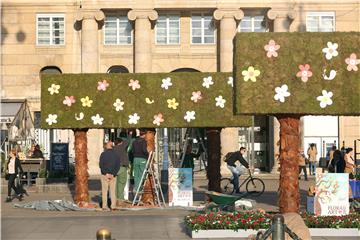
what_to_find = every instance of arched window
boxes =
[171,68,200,73]
[107,65,129,73]
[40,66,62,74]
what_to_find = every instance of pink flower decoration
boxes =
[153,113,164,126]
[97,80,109,91]
[345,53,360,71]
[63,96,76,107]
[264,40,280,58]
[128,79,141,91]
[296,64,313,82]
[191,91,202,103]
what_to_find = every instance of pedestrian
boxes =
[31,144,44,159]
[298,150,308,181]
[181,145,203,172]
[327,145,337,168]
[5,149,24,202]
[344,148,355,179]
[131,130,149,193]
[307,143,318,175]
[99,141,120,211]
[333,150,345,173]
[113,137,129,206]
[224,147,249,194]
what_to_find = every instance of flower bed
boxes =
[185,211,360,232]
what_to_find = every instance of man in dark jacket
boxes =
[131,130,149,193]
[113,138,129,204]
[225,147,249,194]
[99,141,120,210]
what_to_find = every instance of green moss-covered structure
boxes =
[234,32,360,116]
[41,72,251,129]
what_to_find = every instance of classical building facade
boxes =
[1,0,360,174]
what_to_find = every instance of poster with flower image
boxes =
[315,173,349,216]
[168,168,193,207]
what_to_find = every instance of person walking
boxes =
[298,150,308,181]
[113,138,129,206]
[344,148,355,179]
[225,147,249,194]
[99,141,120,211]
[331,150,345,173]
[5,149,24,202]
[307,143,318,175]
[131,130,149,193]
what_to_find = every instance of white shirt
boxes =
[8,158,15,174]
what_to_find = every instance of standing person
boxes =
[344,148,355,179]
[307,143,318,175]
[31,144,44,159]
[5,149,24,202]
[225,147,249,194]
[113,138,129,205]
[298,150,308,181]
[99,141,120,211]
[331,150,345,173]
[327,146,337,167]
[181,145,203,172]
[132,130,149,193]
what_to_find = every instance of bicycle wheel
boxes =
[245,178,265,197]
[220,178,235,194]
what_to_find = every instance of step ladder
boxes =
[132,151,166,207]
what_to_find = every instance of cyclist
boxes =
[225,147,249,194]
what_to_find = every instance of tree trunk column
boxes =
[128,10,158,73]
[277,116,301,213]
[206,128,222,192]
[213,9,244,177]
[73,129,89,205]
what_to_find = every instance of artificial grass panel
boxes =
[234,32,360,115]
[41,72,252,129]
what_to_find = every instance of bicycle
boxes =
[220,168,265,197]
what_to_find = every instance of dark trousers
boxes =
[8,174,19,197]
[298,166,308,180]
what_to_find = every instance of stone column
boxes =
[76,10,105,175]
[267,9,296,174]
[128,10,158,73]
[214,9,244,177]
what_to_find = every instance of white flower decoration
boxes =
[184,111,196,123]
[227,77,233,87]
[128,113,140,125]
[322,69,337,81]
[161,77,172,90]
[113,99,124,111]
[215,96,226,108]
[274,84,291,103]
[322,42,338,60]
[75,112,84,121]
[48,84,60,95]
[46,114,57,125]
[91,114,104,125]
[202,76,214,89]
[317,90,333,108]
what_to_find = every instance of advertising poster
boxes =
[315,173,349,216]
[168,168,193,207]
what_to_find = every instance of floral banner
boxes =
[41,72,251,128]
[234,32,360,115]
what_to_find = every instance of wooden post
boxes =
[206,128,222,192]
[73,129,89,205]
[277,115,301,213]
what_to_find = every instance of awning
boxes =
[0,99,24,124]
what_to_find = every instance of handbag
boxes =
[5,173,9,180]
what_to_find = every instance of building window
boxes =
[36,14,65,45]
[306,12,335,32]
[239,16,268,32]
[191,13,215,44]
[107,65,129,73]
[104,16,132,45]
[156,15,180,44]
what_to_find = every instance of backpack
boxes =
[224,152,235,162]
